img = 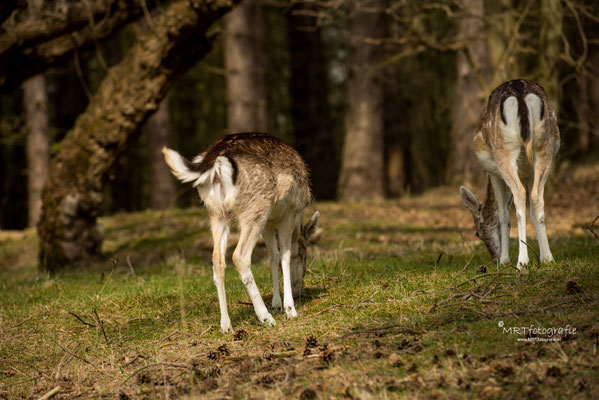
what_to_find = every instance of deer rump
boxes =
[162,147,238,211]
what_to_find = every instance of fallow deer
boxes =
[163,133,319,332]
[460,80,560,269]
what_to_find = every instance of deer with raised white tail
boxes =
[163,132,320,333]
[460,80,560,270]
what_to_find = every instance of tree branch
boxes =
[0,0,165,92]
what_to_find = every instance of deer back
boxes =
[191,133,312,217]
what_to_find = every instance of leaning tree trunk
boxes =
[287,3,338,200]
[37,0,237,272]
[445,0,490,186]
[223,0,268,132]
[338,0,385,202]
[24,74,50,227]
[146,98,176,209]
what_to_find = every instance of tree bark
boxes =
[338,0,385,202]
[23,74,50,227]
[538,0,562,114]
[383,15,410,197]
[445,0,490,186]
[223,0,268,132]
[146,98,176,209]
[486,0,519,88]
[37,0,237,272]
[287,3,338,200]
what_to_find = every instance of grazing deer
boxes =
[460,80,560,269]
[163,133,320,332]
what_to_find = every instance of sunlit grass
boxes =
[1,193,598,399]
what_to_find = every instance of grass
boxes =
[1,183,598,399]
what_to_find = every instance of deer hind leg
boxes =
[233,217,275,327]
[530,156,554,263]
[262,225,282,312]
[496,158,529,270]
[490,175,511,264]
[210,215,232,333]
[277,212,298,319]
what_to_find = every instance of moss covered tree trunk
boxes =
[37,0,237,272]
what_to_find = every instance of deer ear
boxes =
[460,186,481,215]
[303,211,321,243]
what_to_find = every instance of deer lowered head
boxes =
[290,211,320,298]
[460,179,511,262]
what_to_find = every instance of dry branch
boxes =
[93,308,108,343]
[584,216,599,242]
[121,362,189,384]
[36,385,60,400]
[68,311,96,328]
[329,323,421,344]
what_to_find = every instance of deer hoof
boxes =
[260,313,276,327]
[285,306,297,319]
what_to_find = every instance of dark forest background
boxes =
[0,0,598,270]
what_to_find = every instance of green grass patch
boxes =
[1,198,598,399]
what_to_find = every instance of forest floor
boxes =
[1,163,599,399]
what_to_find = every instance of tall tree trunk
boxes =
[146,98,176,209]
[338,0,385,202]
[577,71,591,155]
[539,0,562,114]
[37,0,237,272]
[23,0,49,227]
[287,3,338,200]
[486,0,519,88]
[383,16,410,197]
[24,74,50,227]
[445,0,490,186]
[223,0,268,132]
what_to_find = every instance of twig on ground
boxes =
[454,272,516,289]
[121,362,189,384]
[584,216,599,241]
[93,308,108,343]
[9,316,33,330]
[314,304,341,316]
[6,360,51,379]
[54,343,76,380]
[68,312,96,328]
[160,330,190,343]
[126,255,136,278]
[328,323,421,344]
[55,342,97,369]
[6,375,41,387]
[451,254,475,283]
[122,354,145,368]
[36,385,61,400]
[521,240,540,267]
